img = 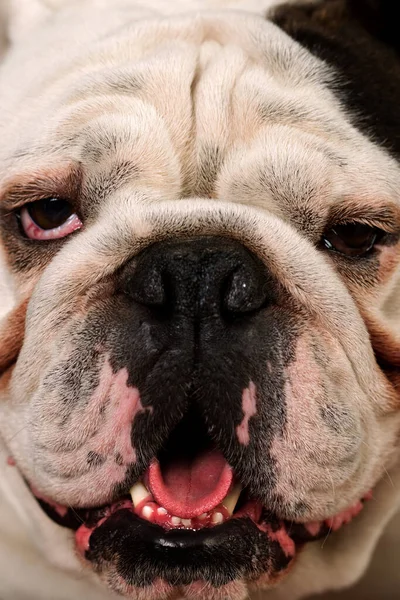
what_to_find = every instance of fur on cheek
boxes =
[0,298,28,377]
[269,331,364,517]
[30,354,152,506]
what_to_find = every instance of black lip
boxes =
[86,509,292,587]
[35,497,85,530]
[34,488,340,590]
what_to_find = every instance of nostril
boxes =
[222,263,271,316]
[223,267,254,314]
[123,265,167,307]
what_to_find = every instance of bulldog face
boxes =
[1,1,400,599]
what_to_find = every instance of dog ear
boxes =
[272,1,399,55]
[347,0,399,52]
[0,300,27,378]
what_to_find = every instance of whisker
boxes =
[67,505,85,525]
[360,440,396,490]
[382,466,395,489]
[320,523,333,549]
[7,422,30,442]
[319,466,335,549]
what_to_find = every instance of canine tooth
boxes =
[171,516,182,526]
[130,482,150,507]
[182,519,192,527]
[142,505,153,520]
[212,512,224,525]
[157,507,168,516]
[222,483,242,515]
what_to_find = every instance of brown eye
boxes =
[20,198,82,240]
[27,198,74,229]
[322,223,385,257]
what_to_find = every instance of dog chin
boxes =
[30,461,371,599]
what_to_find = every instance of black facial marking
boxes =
[97,237,299,502]
[87,511,276,587]
[87,451,106,467]
[115,452,124,466]
[269,541,293,574]
[292,501,311,518]
[271,0,400,158]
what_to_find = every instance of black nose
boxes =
[120,237,274,319]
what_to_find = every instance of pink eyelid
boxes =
[20,207,82,240]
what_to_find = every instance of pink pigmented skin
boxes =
[25,355,152,509]
[6,456,16,467]
[324,500,364,531]
[304,521,322,537]
[106,368,141,464]
[236,381,257,445]
[75,499,132,554]
[21,208,82,241]
[30,486,69,518]
[75,524,94,554]
[89,358,152,466]
[262,523,296,557]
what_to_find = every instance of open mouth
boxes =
[31,413,371,590]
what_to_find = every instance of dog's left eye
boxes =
[322,223,386,257]
[20,198,82,240]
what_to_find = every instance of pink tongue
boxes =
[147,449,233,519]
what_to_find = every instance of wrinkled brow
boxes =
[327,198,400,233]
[0,164,82,210]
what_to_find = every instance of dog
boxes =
[1,0,400,598]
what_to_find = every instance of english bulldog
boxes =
[1,0,400,599]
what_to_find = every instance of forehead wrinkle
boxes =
[215,124,340,236]
[1,14,335,200]
[60,67,145,106]
[82,160,139,210]
[2,7,399,256]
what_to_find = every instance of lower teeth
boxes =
[135,499,231,530]
[129,481,242,530]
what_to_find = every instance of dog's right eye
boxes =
[19,198,82,240]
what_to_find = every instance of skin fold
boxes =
[0,1,400,598]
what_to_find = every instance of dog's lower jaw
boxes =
[2,435,400,600]
[31,481,372,600]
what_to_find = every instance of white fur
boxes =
[0,0,400,599]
